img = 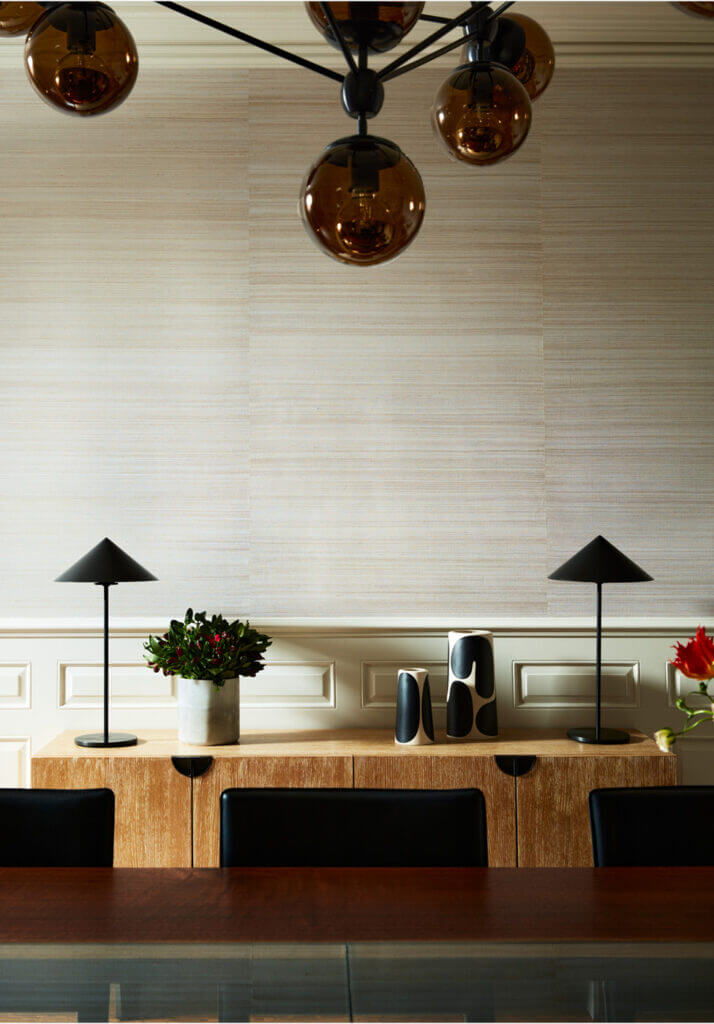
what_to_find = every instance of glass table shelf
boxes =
[1,940,712,1022]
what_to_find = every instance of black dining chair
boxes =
[590,786,714,867]
[0,788,114,867]
[220,787,488,867]
[218,787,490,1022]
[588,786,714,1021]
[0,788,114,1021]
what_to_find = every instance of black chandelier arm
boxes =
[489,2,516,19]
[377,4,488,81]
[156,1,344,83]
[381,26,483,83]
[318,1,358,75]
[418,13,452,25]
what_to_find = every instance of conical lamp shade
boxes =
[549,535,652,584]
[56,538,157,584]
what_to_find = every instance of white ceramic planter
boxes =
[177,676,239,745]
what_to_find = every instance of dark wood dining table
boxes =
[1,865,713,943]
[0,867,713,1021]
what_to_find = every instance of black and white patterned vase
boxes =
[395,668,435,746]
[446,631,498,740]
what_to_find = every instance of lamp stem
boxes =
[103,583,110,745]
[595,582,602,743]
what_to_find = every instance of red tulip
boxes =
[671,626,714,682]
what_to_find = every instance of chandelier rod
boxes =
[377,4,488,81]
[419,13,452,25]
[490,2,516,18]
[155,1,344,83]
[420,3,515,27]
[318,1,358,75]
[381,26,483,83]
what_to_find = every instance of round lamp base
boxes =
[75,732,138,748]
[567,727,630,745]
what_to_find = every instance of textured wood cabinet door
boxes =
[31,756,192,867]
[516,754,678,867]
[192,754,353,867]
[354,755,516,867]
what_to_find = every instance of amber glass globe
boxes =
[671,2,714,15]
[25,3,138,116]
[300,135,425,266]
[0,2,45,35]
[432,62,531,166]
[504,13,554,100]
[305,2,424,53]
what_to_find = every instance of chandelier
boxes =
[0,2,561,265]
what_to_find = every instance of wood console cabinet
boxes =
[32,729,676,868]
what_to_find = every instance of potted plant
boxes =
[144,609,271,745]
[655,626,714,752]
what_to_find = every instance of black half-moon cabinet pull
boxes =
[494,755,537,778]
[171,756,213,779]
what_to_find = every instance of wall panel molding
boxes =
[0,662,30,709]
[241,661,335,708]
[362,661,448,709]
[513,660,639,710]
[0,737,30,788]
[58,662,177,710]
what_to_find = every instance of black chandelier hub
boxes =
[42,2,113,43]
[341,67,384,121]
[461,7,525,69]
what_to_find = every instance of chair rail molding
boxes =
[0,616,710,788]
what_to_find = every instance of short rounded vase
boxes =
[177,676,239,745]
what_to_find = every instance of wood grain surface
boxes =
[31,756,191,868]
[33,728,669,760]
[34,728,675,868]
[1,867,714,945]
[517,754,678,867]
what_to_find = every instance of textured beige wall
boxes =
[0,52,712,618]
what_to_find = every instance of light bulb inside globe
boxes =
[53,49,112,107]
[504,13,555,100]
[432,63,532,166]
[336,188,394,258]
[25,3,138,116]
[300,135,425,267]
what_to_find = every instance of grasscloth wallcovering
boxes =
[0,48,712,617]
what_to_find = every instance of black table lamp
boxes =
[549,535,652,745]
[56,538,157,748]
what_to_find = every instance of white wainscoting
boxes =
[0,617,711,786]
[513,661,640,710]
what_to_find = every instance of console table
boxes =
[32,729,676,869]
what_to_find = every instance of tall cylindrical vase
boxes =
[446,631,498,740]
[395,668,434,746]
[177,677,239,745]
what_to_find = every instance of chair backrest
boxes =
[590,786,714,866]
[220,788,487,867]
[0,788,114,867]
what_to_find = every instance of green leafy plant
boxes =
[144,609,271,686]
